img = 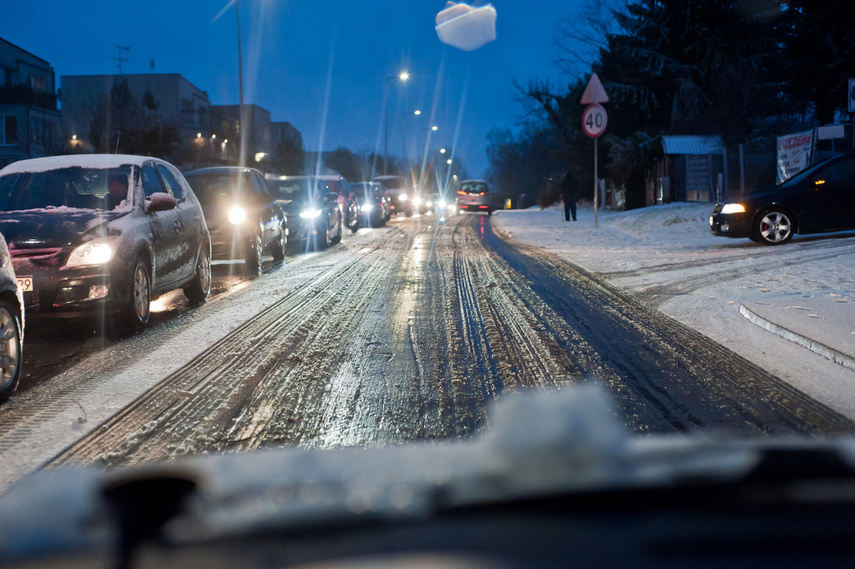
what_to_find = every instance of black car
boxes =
[266,175,342,249]
[351,182,388,227]
[0,232,23,402]
[373,175,414,216]
[0,155,211,331]
[184,167,287,273]
[711,151,855,245]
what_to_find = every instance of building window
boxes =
[28,75,46,92]
[1,116,17,145]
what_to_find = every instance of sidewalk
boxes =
[741,298,855,372]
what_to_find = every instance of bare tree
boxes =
[554,0,625,77]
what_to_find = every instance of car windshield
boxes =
[3,4,855,565]
[185,172,253,204]
[0,166,132,211]
[268,177,325,204]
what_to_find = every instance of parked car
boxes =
[710,151,855,245]
[457,179,493,215]
[0,232,23,402]
[0,154,211,332]
[351,182,388,227]
[320,175,359,233]
[373,175,415,216]
[184,167,287,273]
[266,175,342,249]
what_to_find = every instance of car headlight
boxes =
[720,203,746,214]
[361,204,373,212]
[437,200,446,209]
[228,205,247,224]
[399,194,408,201]
[413,197,422,206]
[425,200,433,208]
[66,240,114,267]
[300,208,322,219]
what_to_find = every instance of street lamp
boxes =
[402,109,421,164]
[384,71,410,174]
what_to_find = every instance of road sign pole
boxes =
[580,74,609,231]
[593,138,598,229]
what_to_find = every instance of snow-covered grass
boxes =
[491,203,855,421]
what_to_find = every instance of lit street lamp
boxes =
[402,109,421,164]
[384,71,410,174]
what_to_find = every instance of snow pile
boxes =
[491,203,855,420]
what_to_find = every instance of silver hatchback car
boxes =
[456,180,493,215]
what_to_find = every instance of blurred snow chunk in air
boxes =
[435,2,497,51]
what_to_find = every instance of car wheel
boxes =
[270,225,287,261]
[183,242,212,305]
[754,209,793,245]
[330,217,343,245]
[0,300,22,402]
[118,257,151,332]
[245,232,262,275]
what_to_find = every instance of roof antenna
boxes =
[104,45,130,74]
[149,58,155,74]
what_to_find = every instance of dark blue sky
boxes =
[3,1,583,176]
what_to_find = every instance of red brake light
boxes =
[457,190,466,195]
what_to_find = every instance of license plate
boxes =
[17,276,33,292]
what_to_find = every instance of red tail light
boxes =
[479,192,485,196]
[457,190,466,195]
[478,205,489,209]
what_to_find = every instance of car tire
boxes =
[245,232,262,275]
[330,218,343,245]
[0,300,22,402]
[754,209,794,245]
[270,225,287,261]
[117,257,151,332]
[183,242,211,305]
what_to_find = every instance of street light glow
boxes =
[414,110,421,115]
[399,71,410,81]
[431,125,438,131]
[440,148,446,154]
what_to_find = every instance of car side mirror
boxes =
[147,192,177,212]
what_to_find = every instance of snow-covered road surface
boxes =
[1,210,852,492]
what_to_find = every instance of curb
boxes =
[739,304,855,372]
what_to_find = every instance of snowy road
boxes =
[1,213,852,487]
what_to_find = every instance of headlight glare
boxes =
[399,194,408,201]
[67,241,114,267]
[720,203,746,214]
[300,208,322,219]
[228,205,247,224]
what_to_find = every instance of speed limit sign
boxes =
[582,103,607,138]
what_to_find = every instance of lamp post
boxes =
[384,71,410,174]
[235,0,246,166]
[402,109,421,165]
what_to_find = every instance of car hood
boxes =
[0,209,126,252]
[4,385,855,566]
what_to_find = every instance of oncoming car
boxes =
[184,167,288,273]
[457,179,493,215]
[0,155,212,332]
[710,150,855,245]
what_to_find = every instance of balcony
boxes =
[0,86,58,111]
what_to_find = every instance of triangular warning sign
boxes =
[580,73,609,104]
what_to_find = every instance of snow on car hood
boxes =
[0,208,129,257]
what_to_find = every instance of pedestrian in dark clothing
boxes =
[560,171,579,221]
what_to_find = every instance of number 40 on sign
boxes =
[582,103,607,138]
